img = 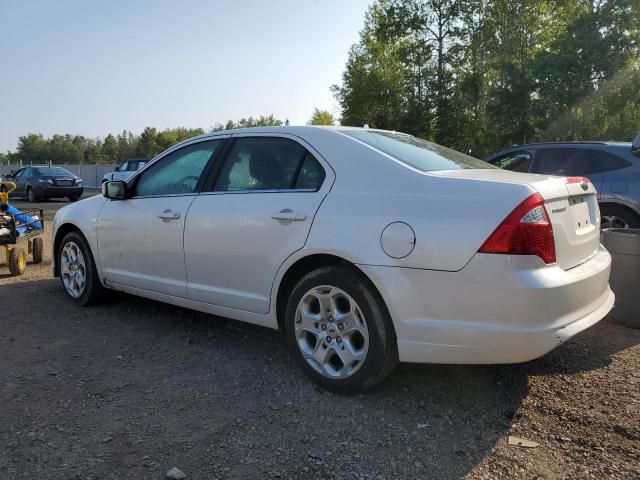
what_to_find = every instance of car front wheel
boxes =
[285,265,398,393]
[58,231,103,305]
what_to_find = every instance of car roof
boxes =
[181,125,401,141]
[486,140,635,161]
[515,141,631,147]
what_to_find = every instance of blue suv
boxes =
[486,136,640,229]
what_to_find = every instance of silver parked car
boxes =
[52,127,613,392]
[101,158,149,184]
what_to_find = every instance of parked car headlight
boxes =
[75,179,83,185]
[38,179,54,184]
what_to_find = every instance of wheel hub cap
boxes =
[601,215,629,229]
[60,241,86,298]
[294,285,369,379]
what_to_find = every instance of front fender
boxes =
[52,195,107,279]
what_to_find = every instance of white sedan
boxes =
[52,127,614,392]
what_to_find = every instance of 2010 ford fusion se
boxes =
[52,126,614,392]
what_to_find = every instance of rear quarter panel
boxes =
[298,129,540,272]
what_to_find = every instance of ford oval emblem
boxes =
[580,181,589,191]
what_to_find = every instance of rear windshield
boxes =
[343,130,493,171]
[35,167,73,176]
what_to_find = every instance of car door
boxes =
[97,138,227,297]
[184,134,334,314]
[13,168,29,196]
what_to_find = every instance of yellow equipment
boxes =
[0,180,16,204]
[1,181,44,276]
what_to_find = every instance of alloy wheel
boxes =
[601,215,629,229]
[61,241,87,298]
[294,285,369,379]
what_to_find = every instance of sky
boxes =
[0,0,372,152]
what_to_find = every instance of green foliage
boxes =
[309,108,336,125]
[6,118,278,164]
[335,0,640,157]
[211,114,284,131]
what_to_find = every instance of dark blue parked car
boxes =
[486,135,640,229]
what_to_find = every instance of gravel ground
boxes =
[1,197,638,479]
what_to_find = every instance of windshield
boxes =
[343,130,494,171]
[35,167,73,176]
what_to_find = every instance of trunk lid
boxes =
[431,169,601,270]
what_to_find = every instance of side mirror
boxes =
[632,132,640,157]
[102,180,127,200]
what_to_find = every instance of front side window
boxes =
[343,130,492,171]
[214,137,325,192]
[492,151,532,172]
[135,140,222,197]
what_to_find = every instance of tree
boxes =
[309,109,336,125]
[102,134,118,163]
[334,0,640,157]
[135,127,159,157]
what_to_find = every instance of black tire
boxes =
[8,247,27,276]
[58,231,104,305]
[32,237,44,264]
[285,265,398,393]
[27,187,36,203]
[67,195,81,202]
[600,205,640,229]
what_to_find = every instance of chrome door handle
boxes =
[271,209,307,222]
[157,209,181,220]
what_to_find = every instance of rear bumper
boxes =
[358,245,613,364]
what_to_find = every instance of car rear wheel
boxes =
[27,187,36,203]
[600,205,640,229]
[58,231,103,305]
[285,265,398,393]
[67,195,81,202]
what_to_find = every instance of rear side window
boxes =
[534,148,632,176]
[492,151,532,172]
[214,137,325,191]
[581,149,631,173]
[295,153,326,189]
[343,130,493,171]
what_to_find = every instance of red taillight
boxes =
[479,193,556,264]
